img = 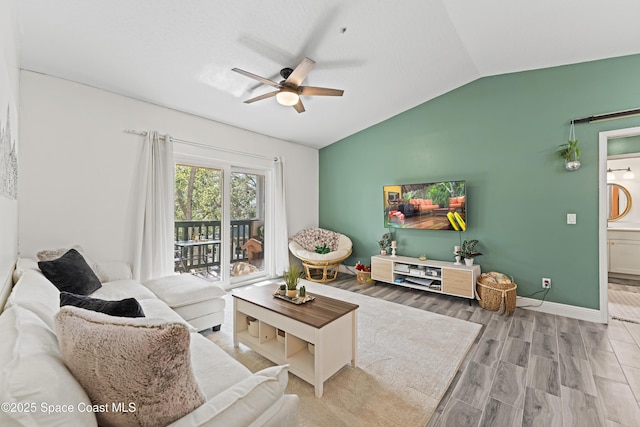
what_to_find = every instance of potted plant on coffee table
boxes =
[457,239,482,266]
[283,263,302,298]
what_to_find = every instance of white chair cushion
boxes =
[289,233,352,262]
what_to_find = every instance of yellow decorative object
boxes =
[454,212,466,231]
[447,212,460,230]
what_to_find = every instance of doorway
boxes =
[598,126,640,323]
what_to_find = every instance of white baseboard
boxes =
[517,297,605,323]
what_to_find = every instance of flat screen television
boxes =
[383,180,466,230]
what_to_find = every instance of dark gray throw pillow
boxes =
[60,292,145,318]
[38,249,102,295]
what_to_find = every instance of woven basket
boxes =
[476,272,517,315]
[356,270,373,284]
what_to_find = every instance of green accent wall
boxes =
[319,54,640,310]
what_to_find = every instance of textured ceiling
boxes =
[16,0,640,148]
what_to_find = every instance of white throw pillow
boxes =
[6,269,61,329]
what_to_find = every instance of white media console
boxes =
[370,255,481,300]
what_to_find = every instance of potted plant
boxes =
[457,239,482,266]
[558,139,581,171]
[283,264,301,298]
[278,283,286,296]
[378,233,392,255]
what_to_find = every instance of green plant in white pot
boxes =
[457,239,482,266]
[283,264,302,298]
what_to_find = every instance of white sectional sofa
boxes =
[0,257,299,426]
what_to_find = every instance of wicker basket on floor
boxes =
[356,270,373,284]
[476,272,517,315]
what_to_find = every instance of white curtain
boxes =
[132,131,175,281]
[273,157,289,275]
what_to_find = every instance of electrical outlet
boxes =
[542,278,551,289]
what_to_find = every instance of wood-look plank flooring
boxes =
[321,274,640,427]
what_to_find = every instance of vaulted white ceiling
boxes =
[16,0,640,148]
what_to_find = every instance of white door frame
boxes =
[598,126,640,323]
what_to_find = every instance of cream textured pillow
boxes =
[54,306,205,427]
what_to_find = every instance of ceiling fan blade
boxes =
[299,86,344,97]
[232,68,280,88]
[285,57,315,87]
[244,91,278,104]
[292,99,306,113]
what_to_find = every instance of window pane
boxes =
[174,164,222,281]
[230,172,265,277]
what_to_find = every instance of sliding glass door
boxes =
[174,160,269,286]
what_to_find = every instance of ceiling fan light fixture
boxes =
[275,88,299,106]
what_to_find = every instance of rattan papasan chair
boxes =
[289,227,352,283]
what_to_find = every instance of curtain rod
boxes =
[124,129,278,162]
[572,108,640,124]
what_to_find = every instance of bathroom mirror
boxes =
[608,183,632,221]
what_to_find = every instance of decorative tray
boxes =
[273,293,315,305]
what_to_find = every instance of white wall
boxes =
[19,71,318,263]
[0,0,19,309]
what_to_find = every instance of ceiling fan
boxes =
[232,57,344,113]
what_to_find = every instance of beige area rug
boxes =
[609,288,640,324]
[206,280,481,427]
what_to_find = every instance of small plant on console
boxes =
[378,233,392,253]
[457,239,482,260]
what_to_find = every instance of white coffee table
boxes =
[233,285,358,397]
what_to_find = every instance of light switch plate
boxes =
[567,213,576,224]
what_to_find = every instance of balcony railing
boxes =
[174,220,255,273]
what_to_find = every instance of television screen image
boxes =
[383,181,466,230]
